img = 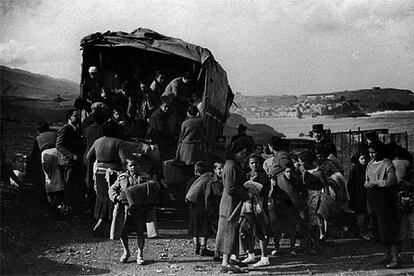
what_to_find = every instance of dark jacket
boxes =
[146,108,172,144]
[231,134,254,153]
[82,76,101,99]
[56,124,83,166]
[348,163,368,213]
[175,117,205,165]
[83,122,104,153]
[316,137,337,156]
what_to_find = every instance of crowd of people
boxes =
[183,125,413,273]
[18,65,413,273]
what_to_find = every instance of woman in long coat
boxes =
[215,144,251,273]
[365,142,399,268]
[86,120,124,234]
[175,105,205,165]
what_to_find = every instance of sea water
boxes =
[248,110,414,151]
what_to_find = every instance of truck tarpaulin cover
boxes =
[80,28,213,65]
[81,27,233,148]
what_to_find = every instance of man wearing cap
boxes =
[312,124,337,156]
[82,66,102,100]
[231,124,255,153]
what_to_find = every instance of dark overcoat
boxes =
[175,117,205,165]
[347,163,368,213]
[215,159,250,255]
[56,124,83,167]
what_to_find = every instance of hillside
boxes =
[0,66,78,100]
[233,88,414,113]
[331,88,414,112]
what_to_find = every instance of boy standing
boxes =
[109,157,159,264]
[185,161,215,256]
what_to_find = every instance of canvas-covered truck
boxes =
[79,28,234,212]
[80,27,233,150]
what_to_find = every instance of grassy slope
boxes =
[0,66,78,100]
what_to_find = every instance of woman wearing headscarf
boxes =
[215,144,251,274]
[365,142,399,268]
[86,120,124,235]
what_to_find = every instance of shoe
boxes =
[200,247,214,257]
[230,259,248,267]
[271,250,279,256]
[242,254,256,264]
[361,234,372,241]
[212,253,221,262]
[252,257,270,267]
[119,252,130,263]
[386,260,401,269]
[136,257,145,265]
[373,258,391,266]
[220,265,247,273]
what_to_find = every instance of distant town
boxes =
[231,87,414,119]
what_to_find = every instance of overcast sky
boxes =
[1,0,413,95]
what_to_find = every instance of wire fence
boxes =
[330,129,410,178]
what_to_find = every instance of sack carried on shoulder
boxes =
[396,190,413,214]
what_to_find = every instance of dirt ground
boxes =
[2,197,414,276]
[1,97,414,275]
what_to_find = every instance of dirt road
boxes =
[2,196,413,276]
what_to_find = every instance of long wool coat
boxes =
[175,117,205,165]
[215,159,250,255]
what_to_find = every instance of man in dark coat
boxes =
[82,66,102,100]
[312,124,337,156]
[56,109,85,215]
[146,96,175,161]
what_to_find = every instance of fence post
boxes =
[405,132,408,150]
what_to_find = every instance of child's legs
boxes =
[289,231,297,248]
[137,235,145,258]
[240,235,254,254]
[259,239,267,257]
[120,230,130,254]
[273,232,282,250]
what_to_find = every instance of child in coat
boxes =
[186,161,215,256]
[109,157,159,264]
